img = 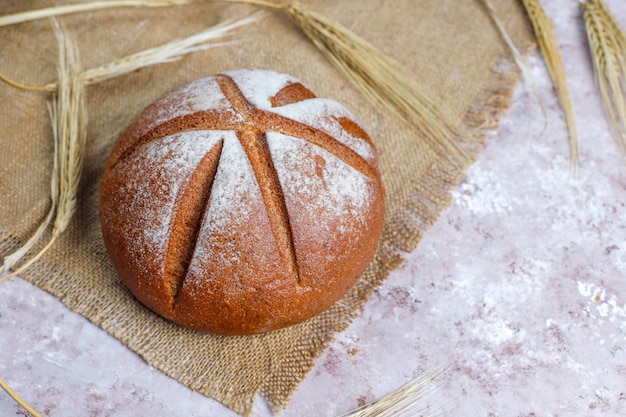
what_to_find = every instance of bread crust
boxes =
[99,69,385,335]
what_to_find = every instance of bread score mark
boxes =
[164,139,224,307]
[115,74,378,290]
[237,129,302,286]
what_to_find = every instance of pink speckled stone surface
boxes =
[2,0,626,416]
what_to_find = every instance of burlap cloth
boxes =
[0,1,534,415]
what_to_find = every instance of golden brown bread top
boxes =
[100,69,385,334]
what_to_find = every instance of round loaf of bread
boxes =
[99,69,385,335]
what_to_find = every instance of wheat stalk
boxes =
[582,0,626,159]
[0,0,195,27]
[596,0,626,51]
[0,18,86,283]
[0,17,78,417]
[60,13,263,88]
[0,132,58,280]
[287,1,466,164]
[481,0,548,138]
[1,13,263,92]
[340,357,455,417]
[522,0,579,170]
[0,0,284,27]
[3,0,466,164]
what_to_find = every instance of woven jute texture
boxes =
[0,0,534,415]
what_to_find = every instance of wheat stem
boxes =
[0,72,54,92]
[220,0,287,9]
[481,0,548,139]
[0,236,59,284]
[0,12,260,279]
[70,13,262,87]
[0,102,59,280]
[2,0,465,164]
[0,19,84,417]
[0,0,196,27]
[1,13,262,93]
[0,0,283,27]
[0,207,56,282]
[1,17,85,282]
[0,375,44,417]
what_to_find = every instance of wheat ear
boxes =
[1,18,86,283]
[582,0,626,159]
[340,357,455,417]
[287,1,466,164]
[521,0,579,170]
[0,18,78,417]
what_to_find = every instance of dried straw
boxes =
[287,1,466,164]
[0,163,57,281]
[522,0,579,170]
[0,14,263,92]
[3,0,467,164]
[582,0,626,159]
[0,72,54,92]
[0,17,79,417]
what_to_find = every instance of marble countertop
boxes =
[2,0,626,416]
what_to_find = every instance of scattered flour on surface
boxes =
[196,132,255,232]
